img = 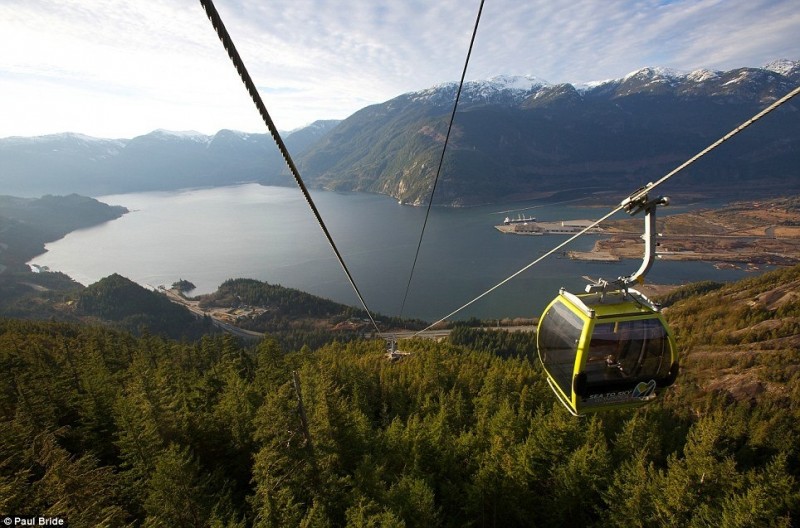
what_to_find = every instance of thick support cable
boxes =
[399,0,485,318]
[416,84,800,334]
[198,0,381,334]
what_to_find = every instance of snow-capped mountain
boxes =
[401,59,799,109]
[297,60,800,205]
[410,74,550,106]
[2,61,797,204]
[150,129,210,143]
[765,59,800,78]
[586,60,799,101]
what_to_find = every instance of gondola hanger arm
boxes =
[586,183,669,295]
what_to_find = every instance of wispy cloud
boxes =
[0,0,797,138]
[470,0,800,83]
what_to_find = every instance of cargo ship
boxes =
[503,214,536,225]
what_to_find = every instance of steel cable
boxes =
[198,0,799,336]
[399,0,486,319]
[415,84,800,334]
[198,0,382,334]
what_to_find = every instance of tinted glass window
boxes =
[583,317,670,386]
[538,300,583,394]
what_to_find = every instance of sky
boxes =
[1,0,798,139]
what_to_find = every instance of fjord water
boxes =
[30,184,753,321]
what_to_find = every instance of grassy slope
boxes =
[661,264,800,410]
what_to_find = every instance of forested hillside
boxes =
[0,194,127,273]
[199,278,360,320]
[2,267,799,527]
[0,194,129,321]
[197,278,427,350]
[77,274,214,340]
[663,264,800,411]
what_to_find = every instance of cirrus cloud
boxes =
[0,0,797,138]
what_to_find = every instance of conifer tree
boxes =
[32,429,129,527]
[602,448,659,527]
[143,444,213,527]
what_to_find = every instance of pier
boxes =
[495,219,603,236]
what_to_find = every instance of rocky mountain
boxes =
[297,60,800,205]
[0,121,341,197]
[2,61,798,204]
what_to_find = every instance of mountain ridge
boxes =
[0,120,341,197]
[2,60,798,204]
[296,59,800,205]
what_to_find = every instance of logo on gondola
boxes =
[632,379,657,398]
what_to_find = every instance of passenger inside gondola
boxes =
[585,318,671,388]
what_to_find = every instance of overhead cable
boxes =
[198,0,382,334]
[399,0,486,318]
[416,84,800,334]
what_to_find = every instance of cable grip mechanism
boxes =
[586,183,669,296]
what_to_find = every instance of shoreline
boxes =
[498,196,800,268]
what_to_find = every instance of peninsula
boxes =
[566,196,800,267]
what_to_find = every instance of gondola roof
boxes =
[557,289,661,319]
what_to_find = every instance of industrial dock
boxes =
[495,218,604,235]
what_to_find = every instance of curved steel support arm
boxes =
[586,185,669,294]
[624,195,669,286]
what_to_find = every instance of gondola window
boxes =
[538,300,583,394]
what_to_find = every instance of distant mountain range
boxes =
[2,60,798,204]
[0,121,341,197]
[297,59,800,205]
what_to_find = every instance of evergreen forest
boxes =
[2,265,800,527]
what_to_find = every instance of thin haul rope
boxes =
[399,0,486,318]
[198,0,381,334]
[415,84,800,335]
